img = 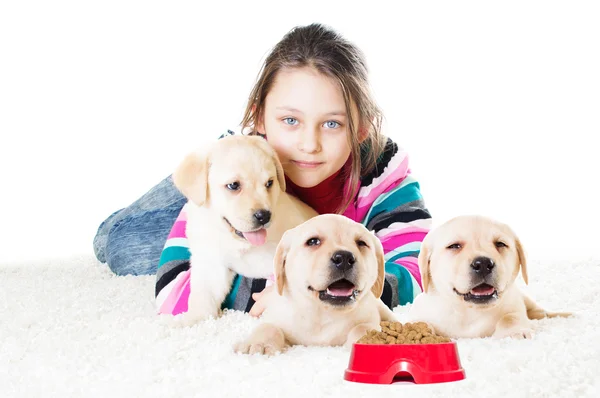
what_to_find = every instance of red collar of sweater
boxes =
[284,160,350,215]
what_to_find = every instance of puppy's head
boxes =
[273,214,385,311]
[418,215,527,307]
[173,135,286,245]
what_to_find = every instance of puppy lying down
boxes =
[171,135,317,324]
[234,214,397,355]
[407,215,571,339]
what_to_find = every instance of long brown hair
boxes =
[240,23,386,214]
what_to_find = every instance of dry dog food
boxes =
[357,321,452,344]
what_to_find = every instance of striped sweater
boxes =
[155,133,432,315]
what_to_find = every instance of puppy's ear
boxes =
[370,233,386,298]
[272,151,286,192]
[172,148,210,207]
[515,237,528,285]
[274,230,292,295]
[418,235,432,293]
[255,136,286,192]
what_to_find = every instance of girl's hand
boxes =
[249,285,275,317]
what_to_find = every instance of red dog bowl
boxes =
[344,341,466,385]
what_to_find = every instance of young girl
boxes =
[93,23,432,315]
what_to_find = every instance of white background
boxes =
[1,0,598,264]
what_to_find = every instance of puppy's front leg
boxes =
[492,312,534,340]
[345,323,380,348]
[180,259,236,326]
[234,323,287,356]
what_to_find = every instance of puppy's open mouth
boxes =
[454,283,498,304]
[223,217,267,246]
[310,279,359,306]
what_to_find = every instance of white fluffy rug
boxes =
[1,254,598,398]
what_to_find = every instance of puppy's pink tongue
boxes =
[470,284,495,295]
[327,287,354,297]
[326,281,355,297]
[242,229,266,246]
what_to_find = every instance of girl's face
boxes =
[258,67,352,188]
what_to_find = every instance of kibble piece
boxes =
[414,322,428,330]
[382,327,399,337]
[391,322,403,333]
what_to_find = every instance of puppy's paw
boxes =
[233,340,283,356]
[546,311,573,319]
[493,327,534,340]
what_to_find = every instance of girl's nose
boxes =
[297,127,321,153]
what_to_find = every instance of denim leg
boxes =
[105,203,185,276]
[93,175,185,263]
[93,208,126,263]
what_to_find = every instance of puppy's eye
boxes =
[306,237,321,246]
[356,240,368,248]
[226,182,240,191]
[495,241,508,249]
[265,179,273,189]
[447,243,462,250]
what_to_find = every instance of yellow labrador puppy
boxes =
[407,215,571,339]
[234,214,397,355]
[173,135,317,324]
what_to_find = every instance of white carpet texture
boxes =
[1,255,598,398]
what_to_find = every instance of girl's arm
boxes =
[355,141,433,307]
[155,204,192,300]
[370,181,431,307]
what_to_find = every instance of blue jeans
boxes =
[93,175,186,276]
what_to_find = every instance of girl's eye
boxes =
[495,241,508,249]
[226,182,240,191]
[283,117,298,126]
[356,239,368,248]
[323,120,340,129]
[265,179,273,189]
[447,243,462,250]
[306,237,321,246]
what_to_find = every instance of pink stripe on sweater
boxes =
[342,202,358,222]
[381,232,428,253]
[378,226,430,239]
[158,269,191,315]
[167,220,187,239]
[353,205,370,224]
[394,257,422,288]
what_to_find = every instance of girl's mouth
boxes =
[291,160,324,169]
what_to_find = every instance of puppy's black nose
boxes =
[331,250,356,272]
[253,209,271,225]
[470,256,495,277]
